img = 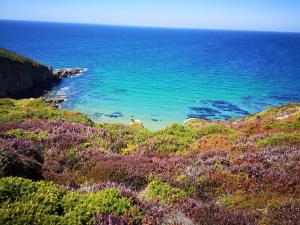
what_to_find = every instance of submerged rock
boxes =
[106,112,124,118]
[43,88,68,107]
[53,68,86,78]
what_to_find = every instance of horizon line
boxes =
[0,18,299,34]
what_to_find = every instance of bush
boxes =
[176,198,260,225]
[97,123,151,153]
[260,200,300,225]
[6,129,49,141]
[196,124,237,137]
[0,98,92,125]
[94,213,129,225]
[256,133,300,148]
[144,180,187,205]
[138,124,197,153]
[0,138,43,180]
[0,177,138,225]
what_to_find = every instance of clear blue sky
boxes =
[0,0,299,32]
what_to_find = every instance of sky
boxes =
[0,0,299,32]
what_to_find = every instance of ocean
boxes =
[1,20,300,130]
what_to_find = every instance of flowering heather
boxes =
[0,99,299,224]
[94,213,129,225]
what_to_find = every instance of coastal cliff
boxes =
[0,48,59,98]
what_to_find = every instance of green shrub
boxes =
[94,123,151,153]
[0,177,138,225]
[144,180,187,205]
[6,129,49,141]
[195,124,237,137]
[256,133,300,148]
[142,124,197,153]
[0,98,15,106]
[61,189,136,224]
[0,98,92,125]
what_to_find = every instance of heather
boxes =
[0,98,299,224]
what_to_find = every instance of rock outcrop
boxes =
[0,48,60,98]
[53,68,86,78]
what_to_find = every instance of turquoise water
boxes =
[1,20,300,130]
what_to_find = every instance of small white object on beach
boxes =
[130,119,143,125]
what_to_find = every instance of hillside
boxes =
[0,48,59,98]
[0,98,299,224]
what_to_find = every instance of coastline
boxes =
[0,97,299,224]
[1,48,300,224]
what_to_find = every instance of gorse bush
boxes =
[0,177,139,225]
[144,180,187,205]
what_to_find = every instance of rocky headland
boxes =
[0,48,60,98]
[0,48,86,99]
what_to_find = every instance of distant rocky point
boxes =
[53,68,86,78]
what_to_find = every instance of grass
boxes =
[0,98,92,125]
[195,124,237,137]
[0,48,44,67]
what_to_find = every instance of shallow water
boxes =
[1,20,300,130]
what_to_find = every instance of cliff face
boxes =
[0,48,59,98]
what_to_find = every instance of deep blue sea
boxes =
[1,20,300,130]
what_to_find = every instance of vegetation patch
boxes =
[0,99,299,224]
[140,124,197,153]
[6,129,49,141]
[0,98,92,125]
[144,180,187,205]
[0,177,138,225]
[256,133,300,148]
[195,124,237,137]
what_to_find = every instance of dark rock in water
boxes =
[88,112,104,120]
[190,107,220,116]
[187,114,212,120]
[0,48,60,98]
[188,107,221,120]
[94,112,103,116]
[43,97,64,107]
[43,89,68,107]
[210,100,250,115]
[151,118,162,122]
[107,112,123,118]
[53,68,86,78]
